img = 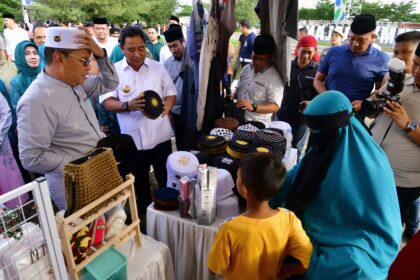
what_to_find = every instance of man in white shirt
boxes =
[92,16,118,56]
[3,13,29,61]
[100,24,177,214]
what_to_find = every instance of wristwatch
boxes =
[405,120,418,132]
[122,102,130,112]
[252,103,257,112]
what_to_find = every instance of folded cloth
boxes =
[214,117,240,131]
[210,127,234,141]
[197,134,227,155]
[152,188,179,211]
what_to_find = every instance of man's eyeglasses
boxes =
[66,53,92,66]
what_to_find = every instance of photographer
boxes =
[371,41,420,240]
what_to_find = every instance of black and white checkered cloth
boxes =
[253,129,287,159]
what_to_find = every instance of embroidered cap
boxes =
[45,27,87,49]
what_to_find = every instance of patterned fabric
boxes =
[210,128,234,141]
[254,129,287,159]
[233,129,257,144]
[0,137,27,209]
[213,117,240,132]
[237,123,259,132]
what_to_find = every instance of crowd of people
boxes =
[0,8,419,279]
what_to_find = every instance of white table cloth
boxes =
[119,234,175,280]
[147,205,225,280]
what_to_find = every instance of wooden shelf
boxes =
[59,174,141,280]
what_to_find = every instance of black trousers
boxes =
[132,140,172,214]
[172,113,198,151]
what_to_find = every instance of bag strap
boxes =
[65,178,77,218]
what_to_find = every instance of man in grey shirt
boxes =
[236,34,283,127]
[17,27,119,210]
[371,38,420,239]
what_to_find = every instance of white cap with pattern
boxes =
[45,27,86,49]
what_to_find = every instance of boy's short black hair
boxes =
[395,31,420,44]
[240,19,251,29]
[119,24,147,48]
[239,152,286,201]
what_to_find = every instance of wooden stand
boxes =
[59,174,141,280]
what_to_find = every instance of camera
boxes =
[361,58,406,117]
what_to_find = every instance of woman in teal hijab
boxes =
[270,91,401,279]
[9,41,41,127]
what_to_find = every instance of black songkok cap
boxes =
[93,16,108,25]
[351,14,376,35]
[253,34,275,55]
[415,42,420,57]
[3,13,15,20]
[164,24,183,43]
[169,15,180,23]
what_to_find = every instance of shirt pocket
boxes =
[253,81,267,102]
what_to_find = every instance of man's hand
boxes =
[100,125,109,133]
[128,95,145,111]
[162,101,170,117]
[383,101,410,129]
[75,27,105,58]
[351,100,362,112]
[298,101,310,113]
[236,99,253,112]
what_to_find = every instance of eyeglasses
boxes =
[66,53,92,66]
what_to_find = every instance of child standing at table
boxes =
[207,152,313,279]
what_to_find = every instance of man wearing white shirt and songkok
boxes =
[100,24,177,214]
[17,27,119,210]
[3,13,29,61]
[236,34,284,127]
[93,16,118,57]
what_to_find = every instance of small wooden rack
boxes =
[59,174,141,280]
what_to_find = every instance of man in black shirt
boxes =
[277,35,318,153]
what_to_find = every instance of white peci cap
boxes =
[45,27,86,49]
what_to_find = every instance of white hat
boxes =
[216,195,239,218]
[45,27,86,49]
[216,169,235,201]
[166,151,199,190]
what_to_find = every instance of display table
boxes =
[147,205,225,280]
[119,234,175,280]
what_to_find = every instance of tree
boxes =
[177,4,193,17]
[315,0,334,20]
[0,0,22,32]
[138,0,177,26]
[28,0,177,26]
[299,7,317,20]
[235,0,259,27]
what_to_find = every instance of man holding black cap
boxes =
[314,14,388,111]
[235,34,283,127]
[93,16,118,56]
[100,25,177,214]
[17,27,119,210]
[3,13,29,61]
[371,42,420,240]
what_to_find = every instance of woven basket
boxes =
[64,148,123,216]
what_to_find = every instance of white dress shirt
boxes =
[100,58,177,150]
[4,27,29,61]
[94,36,118,57]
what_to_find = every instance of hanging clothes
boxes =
[217,0,236,75]
[196,16,219,131]
[255,0,298,84]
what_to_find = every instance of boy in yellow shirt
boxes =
[208,152,313,279]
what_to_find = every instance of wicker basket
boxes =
[64,148,123,216]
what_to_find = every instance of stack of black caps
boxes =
[197,134,227,155]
